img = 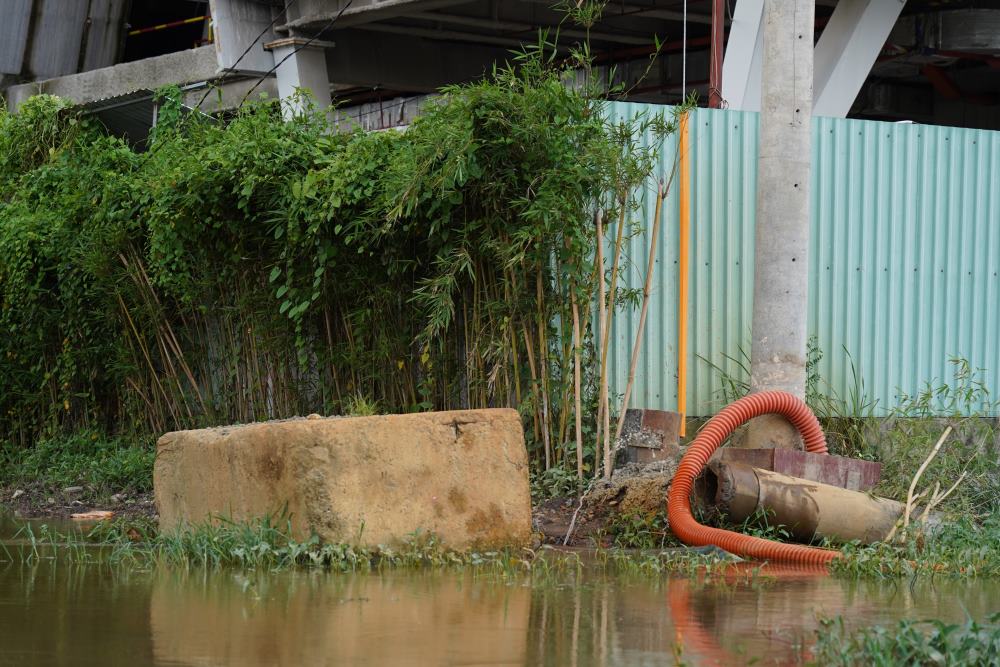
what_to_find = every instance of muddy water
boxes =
[1,517,998,666]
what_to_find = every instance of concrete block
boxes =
[154,409,532,549]
[619,408,682,466]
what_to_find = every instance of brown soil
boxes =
[0,483,157,522]
[533,460,679,547]
[5,457,679,541]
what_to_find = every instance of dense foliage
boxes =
[0,47,674,475]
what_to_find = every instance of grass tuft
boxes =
[812,613,1000,666]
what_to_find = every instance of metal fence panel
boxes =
[603,102,1000,415]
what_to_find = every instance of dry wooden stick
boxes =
[902,426,953,530]
[615,179,667,441]
[919,471,967,523]
[885,486,931,542]
[571,285,584,479]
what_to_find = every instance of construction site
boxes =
[1,1,999,665]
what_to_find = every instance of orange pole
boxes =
[678,112,691,437]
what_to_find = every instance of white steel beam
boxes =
[813,0,906,118]
[721,0,764,111]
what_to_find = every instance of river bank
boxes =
[1,539,997,666]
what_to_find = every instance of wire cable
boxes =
[193,0,300,110]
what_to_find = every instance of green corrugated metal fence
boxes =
[603,102,1000,415]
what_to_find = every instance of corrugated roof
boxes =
[1,0,127,85]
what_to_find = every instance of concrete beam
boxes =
[264,38,334,117]
[721,0,764,111]
[813,0,906,118]
[324,29,514,92]
[521,0,714,25]
[286,0,470,31]
[413,12,652,45]
[357,22,548,49]
[209,0,278,74]
[6,46,220,110]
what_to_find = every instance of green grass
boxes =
[812,613,1000,666]
[833,513,1000,578]
[0,431,155,498]
[3,512,741,580]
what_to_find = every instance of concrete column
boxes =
[263,38,334,118]
[744,0,815,449]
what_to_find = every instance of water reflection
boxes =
[1,546,999,666]
[150,571,532,666]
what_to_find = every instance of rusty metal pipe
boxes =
[708,461,905,544]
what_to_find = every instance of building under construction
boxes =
[3,0,999,140]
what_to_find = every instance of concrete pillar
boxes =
[263,38,334,118]
[744,0,815,449]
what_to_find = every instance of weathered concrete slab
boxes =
[711,447,881,491]
[619,408,682,466]
[154,409,531,549]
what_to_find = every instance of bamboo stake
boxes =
[615,162,678,440]
[571,286,584,479]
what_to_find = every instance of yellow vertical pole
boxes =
[678,111,691,437]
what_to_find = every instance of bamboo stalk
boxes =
[598,200,627,479]
[536,265,552,471]
[903,426,952,530]
[594,209,608,479]
[505,279,524,411]
[522,322,544,464]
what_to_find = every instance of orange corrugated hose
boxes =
[666,391,841,565]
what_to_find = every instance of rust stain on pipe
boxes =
[708,461,904,544]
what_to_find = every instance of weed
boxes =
[0,431,154,498]
[812,613,1000,666]
[530,465,582,501]
[604,510,680,549]
[876,359,1000,518]
[342,393,379,417]
[833,513,1000,578]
